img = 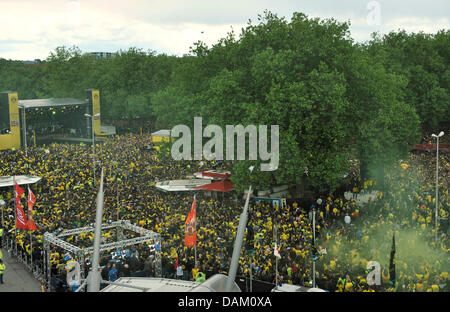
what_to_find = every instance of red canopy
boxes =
[201,170,231,180]
[194,180,234,192]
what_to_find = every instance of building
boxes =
[87,52,116,59]
[21,59,44,66]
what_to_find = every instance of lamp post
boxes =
[22,107,28,157]
[312,206,316,288]
[0,198,5,228]
[431,131,444,242]
[84,113,100,186]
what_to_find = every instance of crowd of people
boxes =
[310,152,449,292]
[0,133,448,292]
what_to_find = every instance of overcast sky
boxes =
[0,0,448,60]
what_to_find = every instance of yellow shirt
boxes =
[382,269,390,283]
[345,282,353,292]
[330,260,336,270]
[416,283,424,292]
[192,268,199,280]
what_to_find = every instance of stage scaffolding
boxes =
[43,219,162,291]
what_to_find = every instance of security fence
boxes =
[2,235,47,286]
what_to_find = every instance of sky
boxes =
[0,0,448,61]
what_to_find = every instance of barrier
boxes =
[235,275,276,292]
[1,236,47,285]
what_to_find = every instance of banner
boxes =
[15,182,29,229]
[389,233,396,286]
[27,187,37,230]
[184,198,197,247]
[274,243,281,259]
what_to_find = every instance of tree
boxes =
[368,30,450,134]
[343,44,421,185]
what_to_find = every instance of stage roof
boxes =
[154,179,211,192]
[18,98,88,109]
[0,175,42,188]
[151,129,171,137]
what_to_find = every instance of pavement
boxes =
[0,248,42,292]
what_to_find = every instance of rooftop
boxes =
[151,129,171,137]
[18,98,88,109]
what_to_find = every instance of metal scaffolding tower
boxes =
[43,219,162,291]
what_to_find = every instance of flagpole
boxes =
[312,207,316,288]
[28,186,33,271]
[249,203,252,293]
[1,197,3,228]
[87,167,104,292]
[275,219,278,286]
[249,252,252,292]
[13,175,17,256]
[226,185,252,292]
[194,194,197,267]
[30,227,33,269]
[116,180,119,221]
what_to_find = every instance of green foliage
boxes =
[368,30,450,133]
[156,140,173,161]
[0,58,45,99]
[0,10,445,195]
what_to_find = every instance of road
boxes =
[0,248,42,292]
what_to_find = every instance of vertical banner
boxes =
[0,92,21,150]
[185,198,197,247]
[15,182,29,229]
[8,93,21,148]
[86,89,101,134]
[27,187,37,230]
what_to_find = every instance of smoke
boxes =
[320,222,448,285]
[317,158,449,289]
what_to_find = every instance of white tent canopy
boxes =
[151,129,171,137]
[154,179,211,192]
[0,175,42,188]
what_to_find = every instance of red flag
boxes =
[184,198,197,247]
[174,256,179,270]
[15,182,29,229]
[28,187,36,208]
[27,187,37,231]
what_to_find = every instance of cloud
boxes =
[382,17,449,34]
[0,0,448,60]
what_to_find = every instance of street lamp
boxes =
[0,198,5,228]
[431,131,444,242]
[85,113,100,186]
[312,206,316,288]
